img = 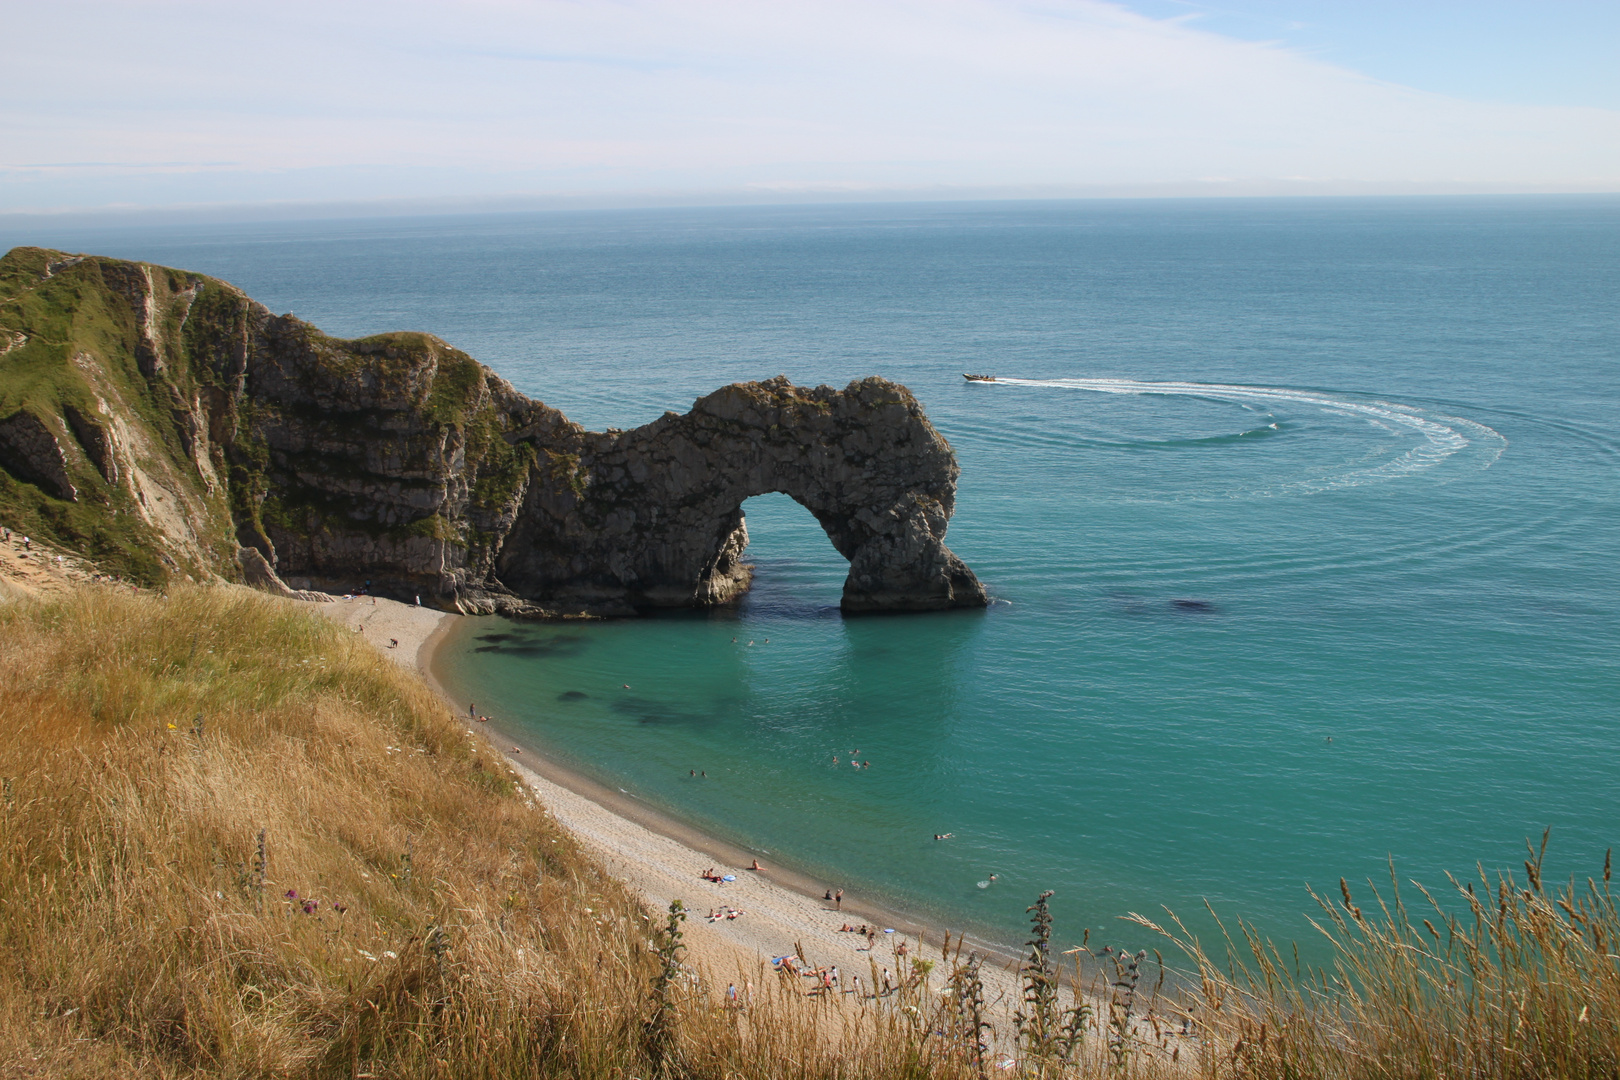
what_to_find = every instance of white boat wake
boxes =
[992,377,1506,494]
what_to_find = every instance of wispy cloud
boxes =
[2,0,1616,212]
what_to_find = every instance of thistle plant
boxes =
[1106,949,1147,1072]
[945,940,992,1080]
[1016,890,1091,1073]
[645,898,687,1078]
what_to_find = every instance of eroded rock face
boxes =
[0,411,77,502]
[502,376,986,612]
[0,247,986,614]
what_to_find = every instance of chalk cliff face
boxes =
[0,247,987,614]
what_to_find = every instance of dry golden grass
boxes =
[2,584,1613,1080]
[1132,843,1620,1079]
[0,585,971,1079]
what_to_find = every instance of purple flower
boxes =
[302,900,318,915]
[284,889,298,900]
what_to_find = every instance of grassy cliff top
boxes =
[0,585,941,1079]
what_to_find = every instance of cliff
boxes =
[0,246,986,614]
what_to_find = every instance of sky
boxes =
[2,0,1618,215]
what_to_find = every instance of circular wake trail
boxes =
[995,377,1506,492]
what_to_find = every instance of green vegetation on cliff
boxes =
[0,247,540,602]
[0,249,214,583]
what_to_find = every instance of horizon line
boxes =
[4,180,1620,230]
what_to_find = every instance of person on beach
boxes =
[834,889,843,910]
[866,927,878,951]
[823,889,833,901]
[749,858,762,870]
[469,702,476,719]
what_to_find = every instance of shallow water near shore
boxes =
[15,196,1619,959]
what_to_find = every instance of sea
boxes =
[9,196,1618,964]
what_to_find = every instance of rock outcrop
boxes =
[0,246,987,614]
[502,377,985,612]
[0,411,77,502]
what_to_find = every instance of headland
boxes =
[0,245,985,616]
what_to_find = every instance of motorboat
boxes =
[962,373,996,382]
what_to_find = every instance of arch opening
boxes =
[725,492,849,615]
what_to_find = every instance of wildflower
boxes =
[302,900,318,915]
[285,889,298,900]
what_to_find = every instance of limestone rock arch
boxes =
[500,376,987,612]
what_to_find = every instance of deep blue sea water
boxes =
[10,196,1618,960]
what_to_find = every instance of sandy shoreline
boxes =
[320,594,1030,1013]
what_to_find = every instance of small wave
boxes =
[993,378,1506,493]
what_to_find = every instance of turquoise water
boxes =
[14,197,1619,957]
